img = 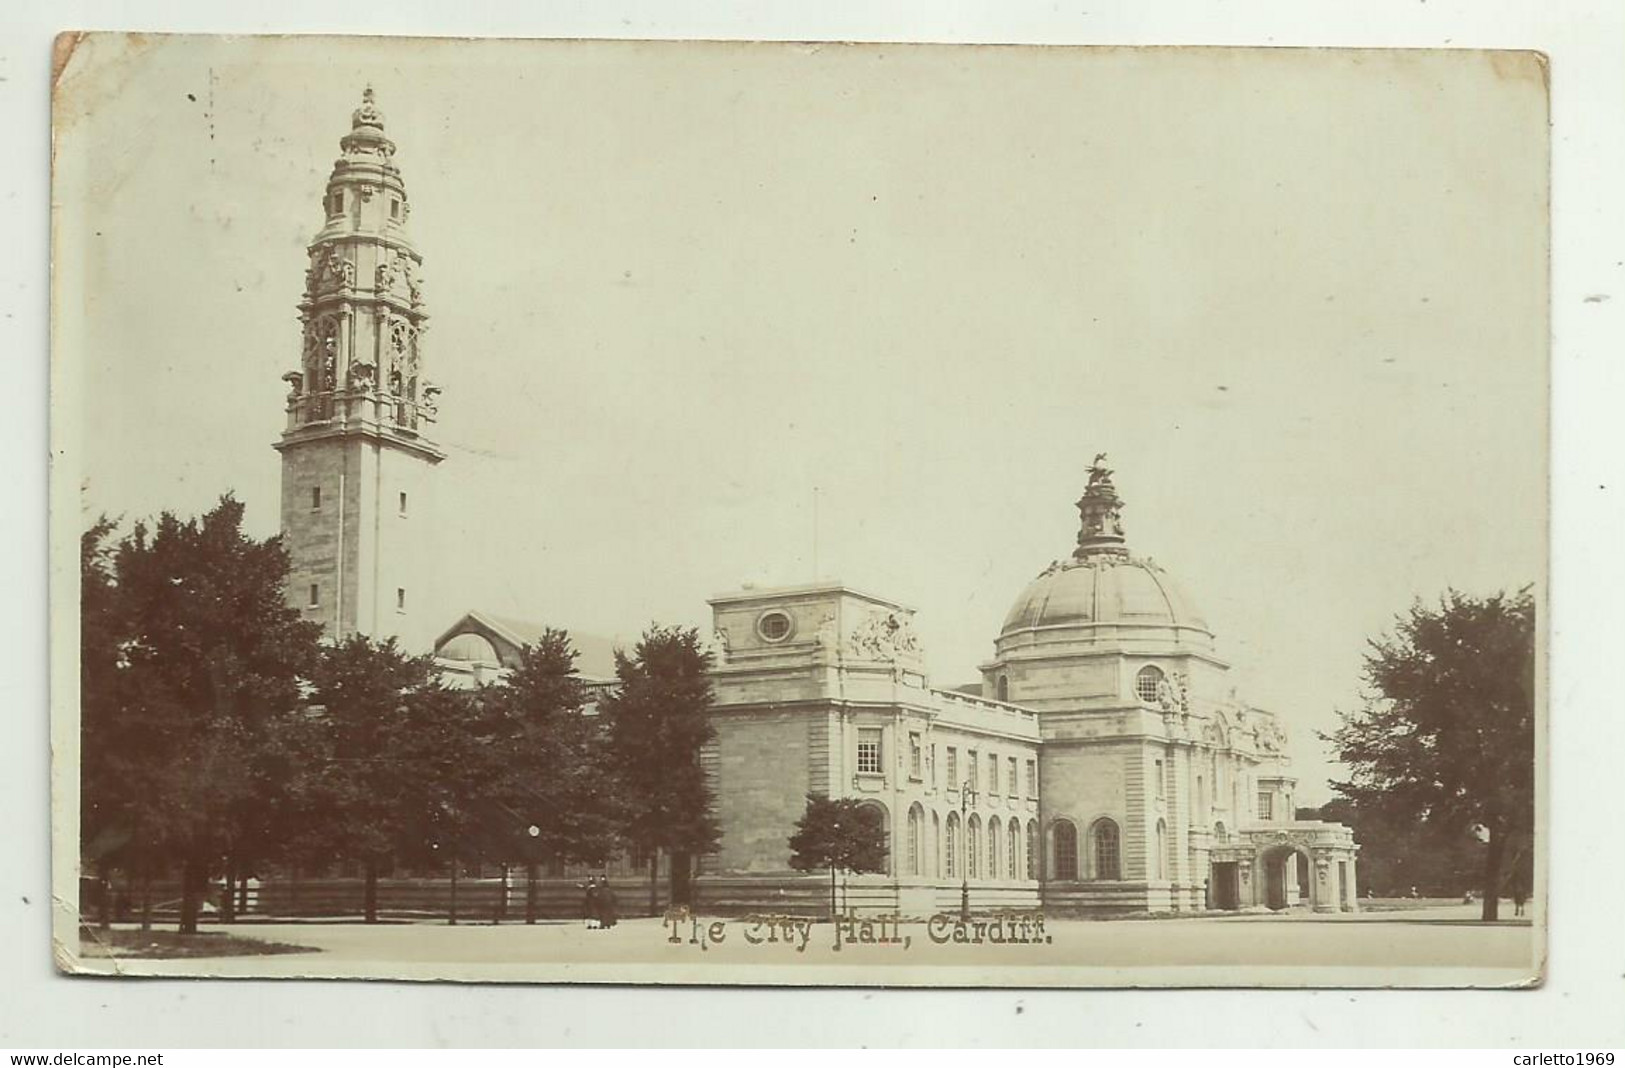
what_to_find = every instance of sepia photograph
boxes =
[49,32,1546,988]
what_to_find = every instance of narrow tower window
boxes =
[310,486,321,511]
[307,583,319,607]
[398,491,408,515]
[396,587,407,612]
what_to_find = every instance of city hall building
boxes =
[278,91,1359,916]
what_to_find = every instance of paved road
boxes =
[76,907,1539,987]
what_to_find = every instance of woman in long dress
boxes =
[597,877,618,930]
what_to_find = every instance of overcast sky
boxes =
[55,35,1547,801]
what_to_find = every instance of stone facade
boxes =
[681,462,1359,916]
[275,89,443,653]
[698,585,1045,914]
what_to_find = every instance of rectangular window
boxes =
[946,747,958,788]
[857,728,883,775]
[398,491,408,515]
[1008,756,1019,797]
[396,587,406,611]
[1155,760,1166,800]
[310,486,321,510]
[389,198,401,219]
[1026,759,1038,798]
[328,191,343,215]
[968,750,979,791]
[908,733,922,780]
[988,753,999,796]
[1258,792,1274,821]
[930,744,937,788]
[307,583,319,607]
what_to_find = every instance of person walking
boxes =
[597,876,619,931]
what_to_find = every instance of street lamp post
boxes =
[959,779,977,923]
[524,824,541,925]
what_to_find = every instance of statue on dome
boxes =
[1087,452,1114,489]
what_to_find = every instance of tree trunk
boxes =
[178,856,203,934]
[220,859,237,924]
[648,850,660,917]
[139,867,152,932]
[829,865,837,920]
[448,856,459,926]
[1481,826,1506,921]
[363,858,380,924]
[96,866,111,930]
[670,851,691,906]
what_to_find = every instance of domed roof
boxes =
[998,457,1213,648]
[1001,556,1209,636]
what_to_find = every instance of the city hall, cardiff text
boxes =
[665,913,1052,953]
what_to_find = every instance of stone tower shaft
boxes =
[274,88,443,651]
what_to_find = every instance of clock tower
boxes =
[274,88,443,651]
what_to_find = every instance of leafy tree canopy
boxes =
[787,795,889,877]
[1325,587,1535,919]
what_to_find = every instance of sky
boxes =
[54,35,1548,802]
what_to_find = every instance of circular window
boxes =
[757,610,794,643]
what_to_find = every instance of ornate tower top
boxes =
[1073,453,1128,559]
[280,86,440,458]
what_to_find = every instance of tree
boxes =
[1325,588,1535,920]
[80,515,130,927]
[480,632,623,920]
[601,625,720,912]
[303,633,448,923]
[787,795,890,918]
[1297,799,1485,898]
[81,497,321,932]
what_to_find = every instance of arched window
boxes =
[855,802,891,877]
[988,818,1002,880]
[1136,665,1165,704]
[1053,820,1079,881]
[1155,819,1169,881]
[906,806,922,877]
[996,675,1009,702]
[1091,818,1122,881]
[1214,821,1228,844]
[967,815,981,879]
[1026,822,1039,880]
[933,811,942,878]
[945,813,958,879]
[1007,818,1021,879]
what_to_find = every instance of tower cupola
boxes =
[274,88,444,651]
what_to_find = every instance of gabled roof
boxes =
[433,609,625,681]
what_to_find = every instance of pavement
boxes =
[70,905,1540,987]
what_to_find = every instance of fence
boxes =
[82,873,667,925]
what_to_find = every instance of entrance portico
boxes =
[1210,823,1359,912]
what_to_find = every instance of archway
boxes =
[1259,844,1312,910]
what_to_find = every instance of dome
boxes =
[1000,557,1209,637]
[996,457,1213,652]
